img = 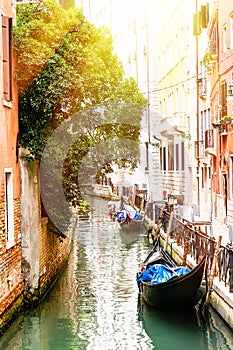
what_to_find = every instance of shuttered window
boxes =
[175,143,179,171]
[181,141,185,171]
[220,81,227,119]
[2,16,13,101]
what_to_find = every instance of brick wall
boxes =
[0,0,23,334]
[0,199,22,297]
[0,195,24,334]
[0,0,76,335]
[39,217,72,297]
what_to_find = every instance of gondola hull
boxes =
[119,219,143,232]
[137,236,207,311]
[139,255,206,311]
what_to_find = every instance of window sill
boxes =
[3,100,12,108]
[6,240,15,250]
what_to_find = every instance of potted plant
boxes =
[212,120,221,128]
[220,115,232,124]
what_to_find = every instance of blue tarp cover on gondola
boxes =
[116,205,141,222]
[136,264,190,284]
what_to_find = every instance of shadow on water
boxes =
[0,197,233,350]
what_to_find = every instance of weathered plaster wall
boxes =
[20,159,40,291]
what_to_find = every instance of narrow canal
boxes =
[0,197,233,350]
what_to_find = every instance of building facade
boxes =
[154,0,198,216]
[204,1,233,228]
[1,0,77,334]
[71,1,233,233]
[0,0,24,333]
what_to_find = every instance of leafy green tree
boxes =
[14,0,147,235]
[59,0,76,10]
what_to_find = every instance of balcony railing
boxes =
[198,78,207,98]
[194,130,214,158]
[149,204,233,293]
[205,129,214,148]
[195,140,205,158]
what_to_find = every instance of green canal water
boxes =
[0,197,232,349]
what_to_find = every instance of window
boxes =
[180,27,184,57]
[181,84,185,112]
[201,167,205,189]
[175,143,179,171]
[186,71,190,93]
[163,97,166,116]
[5,169,14,246]
[206,108,211,130]
[2,15,13,101]
[223,24,227,53]
[181,141,185,171]
[168,139,174,171]
[160,147,162,170]
[220,82,227,118]
[230,13,233,49]
[163,146,166,171]
[207,166,211,191]
[168,93,174,116]
[210,28,217,55]
[200,111,204,140]
[176,88,179,110]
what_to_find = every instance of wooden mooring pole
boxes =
[226,243,233,293]
[164,211,174,252]
[205,235,222,305]
[152,206,165,242]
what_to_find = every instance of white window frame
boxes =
[223,24,227,53]
[4,168,15,248]
[230,13,233,49]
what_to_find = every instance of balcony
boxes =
[205,129,213,148]
[195,130,215,158]
[195,140,205,158]
[204,129,216,156]
[197,78,207,99]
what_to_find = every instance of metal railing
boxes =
[145,203,232,292]
[195,140,205,158]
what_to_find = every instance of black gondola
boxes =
[119,216,143,232]
[116,204,144,232]
[137,236,207,312]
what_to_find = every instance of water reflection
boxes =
[0,197,232,350]
[137,299,233,350]
[138,301,204,349]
